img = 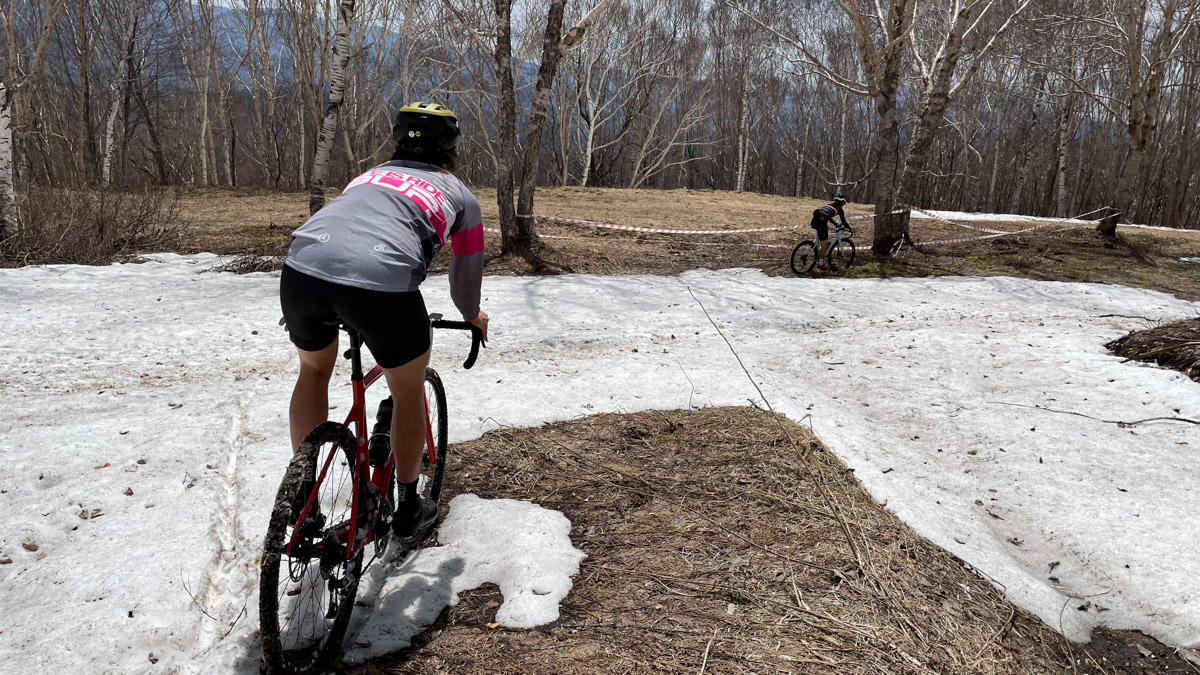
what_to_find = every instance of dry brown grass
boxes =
[176,187,1200,300]
[1108,318,1200,382]
[342,407,1195,675]
[1,188,181,266]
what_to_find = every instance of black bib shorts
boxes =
[279,264,431,368]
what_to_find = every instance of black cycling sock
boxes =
[395,480,419,517]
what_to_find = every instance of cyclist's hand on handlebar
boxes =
[469,310,489,343]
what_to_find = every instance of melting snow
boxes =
[0,254,1198,673]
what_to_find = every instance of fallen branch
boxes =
[992,401,1199,426]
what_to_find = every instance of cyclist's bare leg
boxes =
[819,238,828,260]
[381,347,432,484]
[289,340,339,450]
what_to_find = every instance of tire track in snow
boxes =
[191,394,260,656]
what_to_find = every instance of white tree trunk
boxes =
[837,90,848,189]
[735,74,750,193]
[1053,103,1071,218]
[308,0,355,214]
[101,97,120,188]
[102,2,143,188]
[296,105,306,189]
[0,83,16,238]
[581,106,596,187]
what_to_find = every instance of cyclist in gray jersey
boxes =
[280,102,488,538]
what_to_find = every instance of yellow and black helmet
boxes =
[392,102,460,157]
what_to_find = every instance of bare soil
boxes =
[345,408,1197,674]
[1108,318,1200,382]
[176,187,1200,300]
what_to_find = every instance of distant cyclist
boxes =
[279,102,488,539]
[810,194,850,271]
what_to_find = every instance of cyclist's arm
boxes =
[448,189,484,322]
[836,205,850,229]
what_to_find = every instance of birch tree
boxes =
[100,0,145,187]
[308,0,355,214]
[1,0,66,238]
[440,0,616,262]
[1101,0,1200,233]
[898,0,1035,201]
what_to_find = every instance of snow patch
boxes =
[342,495,585,662]
[1,256,1199,672]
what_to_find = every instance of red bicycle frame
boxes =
[287,332,437,562]
[286,318,482,562]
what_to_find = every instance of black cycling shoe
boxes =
[391,498,438,540]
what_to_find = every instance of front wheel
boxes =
[790,241,817,275]
[421,368,449,505]
[829,239,857,271]
[260,422,365,675]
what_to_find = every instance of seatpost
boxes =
[347,330,365,382]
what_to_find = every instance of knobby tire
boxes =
[260,422,365,675]
[790,241,817,275]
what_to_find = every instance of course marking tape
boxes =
[514,209,908,236]
[483,204,1113,250]
[911,207,1113,248]
[906,205,1114,237]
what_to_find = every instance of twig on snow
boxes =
[992,401,1199,426]
[180,570,218,622]
[1095,314,1164,321]
[676,360,697,409]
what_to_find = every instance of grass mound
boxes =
[1108,318,1200,382]
[352,407,1103,674]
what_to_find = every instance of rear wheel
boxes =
[790,241,818,275]
[828,239,857,271]
[260,422,365,675]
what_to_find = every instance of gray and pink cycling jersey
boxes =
[285,160,484,320]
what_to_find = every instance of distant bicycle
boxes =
[790,223,857,274]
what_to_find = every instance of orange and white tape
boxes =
[911,207,1114,248]
[514,209,907,235]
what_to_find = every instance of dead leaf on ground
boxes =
[124,488,134,496]
[21,542,38,552]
